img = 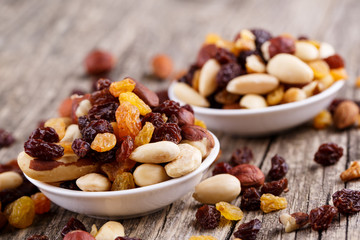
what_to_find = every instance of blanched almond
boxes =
[173,82,210,107]
[283,88,307,103]
[240,94,267,109]
[246,55,266,73]
[198,59,221,97]
[295,41,319,61]
[130,141,180,163]
[319,42,335,59]
[227,73,279,95]
[133,164,170,187]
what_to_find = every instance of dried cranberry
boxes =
[328,98,346,115]
[87,102,119,122]
[59,180,80,191]
[251,29,273,50]
[90,89,118,106]
[153,100,181,117]
[314,143,343,166]
[81,119,114,143]
[24,139,64,161]
[241,187,261,211]
[61,217,87,238]
[29,127,59,143]
[71,139,91,158]
[0,129,15,148]
[332,189,360,214]
[268,36,295,58]
[268,154,288,180]
[324,54,345,69]
[195,205,220,229]
[216,62,243,88]
[178,64,200,86]
[0,180,38,210]
[230,147,253,166]
[115,237,142,240]
[261,178,288,196]
[309,205,338,231]
[234,219,262,240]
[196,44,218,67]
[151,123,182,144]
[26,235,49,240]
[96,78,112,91]
[142,112,165,128]
[212,162,233,175]
[84,49,114,75]
[214,47,237,64]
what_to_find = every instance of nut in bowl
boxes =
[169,28,347,136]
[17,77,220,218]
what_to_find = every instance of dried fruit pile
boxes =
[17,77,215,191]
[173,28,347,109]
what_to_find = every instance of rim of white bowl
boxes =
[25,131,220,198]
[168,80,345,116]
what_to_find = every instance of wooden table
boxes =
[1,0,360,239]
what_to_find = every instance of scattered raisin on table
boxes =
[0,129,15,148]
[268,154,288,180]
[4,196,35,229]
[0,180,38,209]
[195,205,221,229]
[61,217,86,238]
[260,194,287,213]
[233,219,262,240]
[212,162,233,175]
[31,192,51,214]
[72,138,91,158]
[26,235,49,240]
[314,143,343,166]
[29,127,59,143]
[241,187,261,211]
[332,189,360,214]
[309,205,338,231]
[261,178,288,196]
[24,139,64,161]
[230,147,253,166]
[215,201,243,221]
[59,180,80,191]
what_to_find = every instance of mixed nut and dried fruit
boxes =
[17,77,215,191]
[173,28,347,109]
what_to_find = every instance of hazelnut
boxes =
[181,125,215,158]
[84,49,115,75]
[176,107,195,126]
[229,164,265,188]
[279,212,309,232]
[333,101,359,129]
[151,54,173,79]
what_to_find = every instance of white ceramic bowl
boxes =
[25,132,220,219]
[168,81,345,136]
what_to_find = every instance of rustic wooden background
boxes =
[1,0,360,239]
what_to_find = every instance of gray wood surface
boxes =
[1,0,360,239]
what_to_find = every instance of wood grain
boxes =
[1,0,360,239]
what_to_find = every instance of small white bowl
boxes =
[25,132,220,219]
[169,81,345,136]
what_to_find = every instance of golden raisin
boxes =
[194,118,207,129]
[90,133,117,152]
[109,78,136,97]
[355,76,360,88]
[57,141,75,155]
[313,110,332,130]
[308,60,330,79]
[260,193,287,213]
[4,196,35,228]
[189,236,217,240]
[215,202,243,221]
[204,33,221,44]
[44,118,71,140]
[111,172,135,191]
[119,92,152,116]
[115,102,142,139]
[134,122,155,147]
[31,192,51,215]
[330,68,348,81]
[266,85,284,106]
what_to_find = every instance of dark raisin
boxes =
[261,178,288,196]
[115,237,142,240]
[90,89,118,106]
[251,29,273,50]
[153,100,181,117]
[328,98,346,115]
[156,89,170,103]
[214,47,237,65]
[268,154,288,180]
[24,139,64,161]
[309,205,338,231]
[84,49,114,75]
[178,64,200,86]
[90,147,117,163]
[59,180,80,191]
[196,44,218,67]
[268,36,296,58]
[142,112,165,128]
[81,119,114,143]
[216,62,243,88]
[324,54,345,69]
[234,219,262,240]
[77,116,91,131]
[96,78,112,91]
[0,129,15,148]
[167,114,179,124]
[0,180,38,210]
[87,102,119,122]
[230,147,253,166]
[241,187,261,211]
[195,205,220,229]
[61,217,86,238]
[314,143,343,166]
[212,162,233,175]
[237,50,256,69]
[26,235,49,240]
[71,139,91,158]
[151,123,182,144]
[29,127,59,143]
[332,189,360,214]
[116,136,134,164]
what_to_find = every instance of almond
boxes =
[333,101,359,129]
